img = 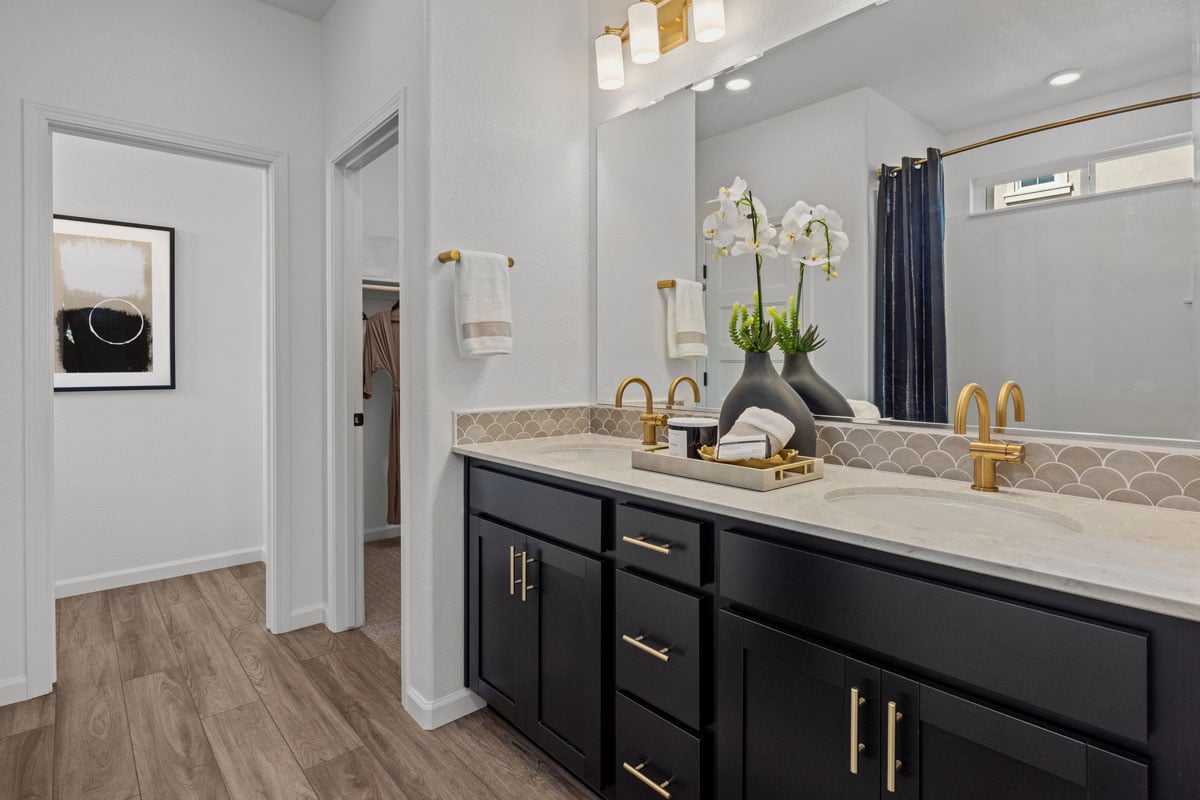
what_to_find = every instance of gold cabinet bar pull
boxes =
[622,535,671,555]
[521,552,537,602]
[622,761,672,799]
[508,546,516,595]
[850,687,866,774]
[886,701,904,793]
[622,634,671,662]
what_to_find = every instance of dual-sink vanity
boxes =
[455,433,1200,800]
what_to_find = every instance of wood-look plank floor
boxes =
[0,562,594,800]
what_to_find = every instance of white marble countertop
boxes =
[453,433,1200,622]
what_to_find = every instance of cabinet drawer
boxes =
[616,692,703,800]
[616,570,705,729]
[615,504,708,586]
[469,465,605,553]
[720,531,1148,743]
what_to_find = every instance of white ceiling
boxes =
[254,0,335,22]
[697,0,1192,140]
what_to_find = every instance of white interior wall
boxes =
[360,146,401,281]
[596,90,696,403]
[942,75,1195,438]
[0,0,324,699]
[52,135,266,592]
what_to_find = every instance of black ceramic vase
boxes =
[780,352,854,418]
[719,352,817,456]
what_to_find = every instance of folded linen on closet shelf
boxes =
[455,250,513,357]
[664,279,707,359]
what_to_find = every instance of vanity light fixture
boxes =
[725,76,752,92]
[691,78,716,91]
[594,0,728,90]
[1047,68,1084,87]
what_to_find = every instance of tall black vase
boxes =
[780,352,854,418]
[719,352,817,456]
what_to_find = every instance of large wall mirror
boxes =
[596,0,1197,442]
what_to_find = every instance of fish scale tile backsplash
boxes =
[455,405,1200,513]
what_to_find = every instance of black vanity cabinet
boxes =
[462,458,1199,800]
[466,467,606,792]
[718,611,1148,800]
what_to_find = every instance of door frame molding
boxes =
[324,92,404,634]
[20,100,292,698]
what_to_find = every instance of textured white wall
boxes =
[52,135,266,588]
[596,90,697,403]
[0,0,324,693]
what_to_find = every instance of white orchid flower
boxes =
[711,176,748,204]
[730,237,778,258]
[811,204,844,231]
[702,196,740,248]
[777,201,815,256]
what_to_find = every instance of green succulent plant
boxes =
[769,296,826,354]
[729,292,777,353]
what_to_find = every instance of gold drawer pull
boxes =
[508,546,518,595]
[622,761,672,798]
[622,535,671,555]
[886,701,904,793]
[520,552,537,603]
[849,687,866,774]
[622,634,670,663]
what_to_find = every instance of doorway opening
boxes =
[324,96,404,676]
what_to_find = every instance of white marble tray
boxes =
[631,447,824,491]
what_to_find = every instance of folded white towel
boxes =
[663,279,707,359]
[721,406,795,456]
[848,399,881,421]
[455,250,512,357]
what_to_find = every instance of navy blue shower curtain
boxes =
[874,148,948,423]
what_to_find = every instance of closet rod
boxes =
[876,92,1200,178]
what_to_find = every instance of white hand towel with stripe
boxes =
[664,279,707,359]
[455,250,513,357]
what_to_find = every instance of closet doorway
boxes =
[325,98,405,664]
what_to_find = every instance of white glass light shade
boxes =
[595,33,625,90]
[628,1,661,65]
[692,0,726,43]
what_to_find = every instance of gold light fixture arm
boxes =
[996,381,1025,429]
[667,375,700,408]
[599,0,692,52]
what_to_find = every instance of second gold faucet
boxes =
[953,382,1027,492]
[615,376,669,446]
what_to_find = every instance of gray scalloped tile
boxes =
[824,453,845,466]
[1158,496,1200,512]
[1059,483,1101,500]
[815,440,833,458]
[846,428,875,449]
[877,461,904,473]
[1034,462,1078,490]
[847,458,873,469]
[1023,443,1058,470]
[818,426,845,445]
[1014,478,1053,493]
[832,441,859,462]
[874,429,906,451]
[1057,446,1102,474]
[1104,488,1153,506]
[995,461,1033,483]
[1185,479,1200,502]
[1128,473,1184,505]
[908,465,937,478]
[995,474,1012,487]
[922,450,957,474]
[859,444,889,466]
[940,436,970,459]
[1104,450,1157,481]
[941,469,971,483]
[906,433,940,456]
[892,447,922,470]
[1079,466,1127,498]
[1155,454,1200,488]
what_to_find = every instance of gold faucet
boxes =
[667,375,700,408]
[996,380,1025,429]
[953,383,1026,492]
[616,376,668,446]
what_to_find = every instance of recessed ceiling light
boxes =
[1046,69,1084,87]
[691,78,716,92]
[725,77,752,92]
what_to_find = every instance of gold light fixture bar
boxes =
[438,249,515,268]
[878,92,1200,178]
[603,0,692,56]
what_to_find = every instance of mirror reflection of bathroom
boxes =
[357,142,401,663]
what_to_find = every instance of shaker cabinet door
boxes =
[467,516,526,728]
[718,611,871,800]
[525,535,605,791]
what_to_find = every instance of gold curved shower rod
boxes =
[876,92,1200,178]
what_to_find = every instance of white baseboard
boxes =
[287,603,327,631]
[364,525,401,543]
[0,674,29,707]
[404,686,486,730]
[55,546,265,598]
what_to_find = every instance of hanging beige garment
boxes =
[363,309,401,525]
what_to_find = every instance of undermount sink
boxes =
[536,440,641,464]
[824,487,1082,538]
